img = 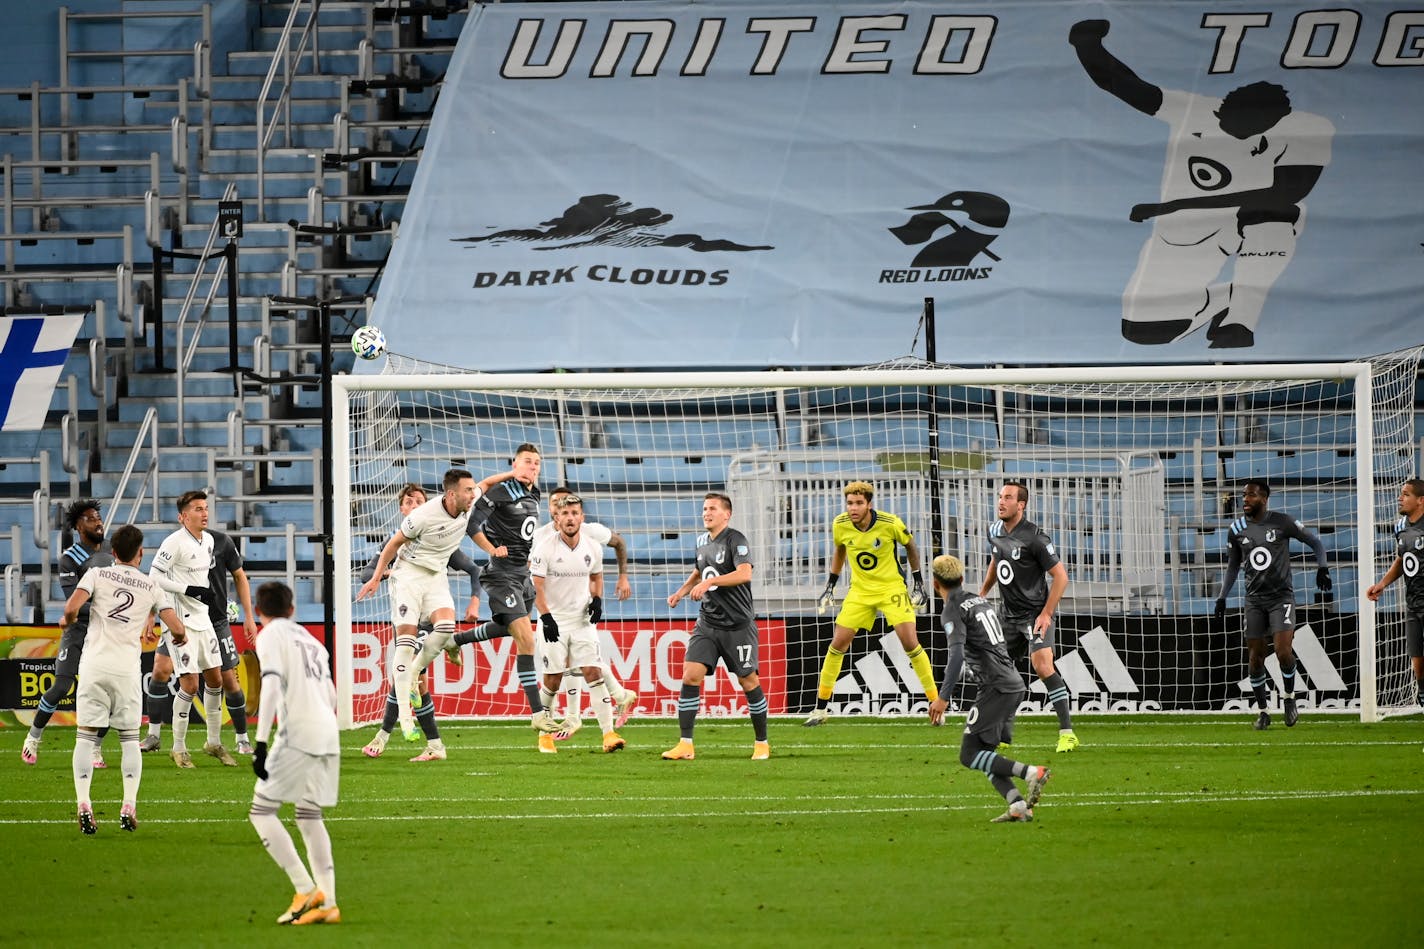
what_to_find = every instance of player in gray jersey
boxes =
[22,499,115,767]
[662,493,769,761]
[1366,478,1424,707]
[1215,480,1331,729]
[928,556,1050,823]
[464,444,561,730]
[978,483,1080,753]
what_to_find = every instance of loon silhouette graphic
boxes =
[889,191,1009,267]
[454,194,773,253]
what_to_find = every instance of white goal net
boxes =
[332,351,1421,728]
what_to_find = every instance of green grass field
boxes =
[2,715,1418,947]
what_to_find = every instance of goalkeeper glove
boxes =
[816,573,839,615]
[1316,567,1332,593]
[1213,597,1226,623]
[586,595,603,625]
[909,572,928,612]
[540,613,560,643]
[184,585,216,607]
[252,741,269,780]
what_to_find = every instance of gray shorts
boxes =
[964,687,1023,744]
[482,565,535,622]
[1245,600,1294,639]
[685,619,759,678]
[1003,611,1054,663]
[54,625,87,679]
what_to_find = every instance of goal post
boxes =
[331,353,1420,728]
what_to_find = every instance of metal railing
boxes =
[110,406,162,526]
[172,182,238,443]
[256,0,323,220]
[58,3,211,128]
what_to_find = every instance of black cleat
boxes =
[1284,697,1299,727]
[1253,711,1271,731]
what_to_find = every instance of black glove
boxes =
[252,741,269,780]
[1316,567,1332,593]
[1069,19,1110,47]
[586,595,603,625]
[1213,597,1226,623]
[184,585,216,607]
[540,613,560,643]
[909,574,929,612]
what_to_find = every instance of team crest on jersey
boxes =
[583,554,592,566]
[1011,546,1021,560]
[1265,530,1278,543]
[872,538,882,548]
[1414,537,1423,549]
[715,551,725,563]
[399,604,408,617]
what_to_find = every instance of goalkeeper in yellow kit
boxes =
[804,481,938,725]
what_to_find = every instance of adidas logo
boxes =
[1026,626,1156,712]
[1226,622,1350,711]
[827,625,1156,714]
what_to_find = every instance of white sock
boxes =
[391,636,419,726]
[601,668,629,703]
[414,621,456,675]
[250,805,315,892]
[119,729,142,804]
[147,722,162,739]
[204,686,223,745]
[171,691,195,750]
[72,730,96,804]
[587,678,614,734]
[561,674,583,721]
[296,805,336,906]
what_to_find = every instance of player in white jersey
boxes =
[356,467,515,739]
[1072,19,1333,349]
[248,581,341,926]
[148,489,234,769]
[62,524,186,834]
[528,486,637,742]
[531,493,625,754]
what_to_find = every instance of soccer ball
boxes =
[351,325,386,360]
[226,600,241,624]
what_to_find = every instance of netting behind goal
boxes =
[332,352,1421,728]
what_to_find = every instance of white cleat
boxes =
[802,708,829,728]
[613,692,639,729]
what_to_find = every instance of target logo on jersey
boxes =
[1403,551,1420,578]
[996,559,1017,586]
[1248,546,1274,571]
[521,515,536,540]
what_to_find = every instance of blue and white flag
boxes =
[0,315,82,431]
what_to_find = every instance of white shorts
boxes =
[538,618,603,674]
[253,743,340,808]
[75,671,142,730]
[167,624,222,675]
[389,565,454,629]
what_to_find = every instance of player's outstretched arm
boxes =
[606,531,632,600]
[1133,166,1325,221]
[1367,557,1403,601]
[357,531,408,600]
[1069,18,1163,116]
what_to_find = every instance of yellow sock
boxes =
[817,646,846,701]
[907,645,939,702]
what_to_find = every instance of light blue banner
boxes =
[373,0,1424,369]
